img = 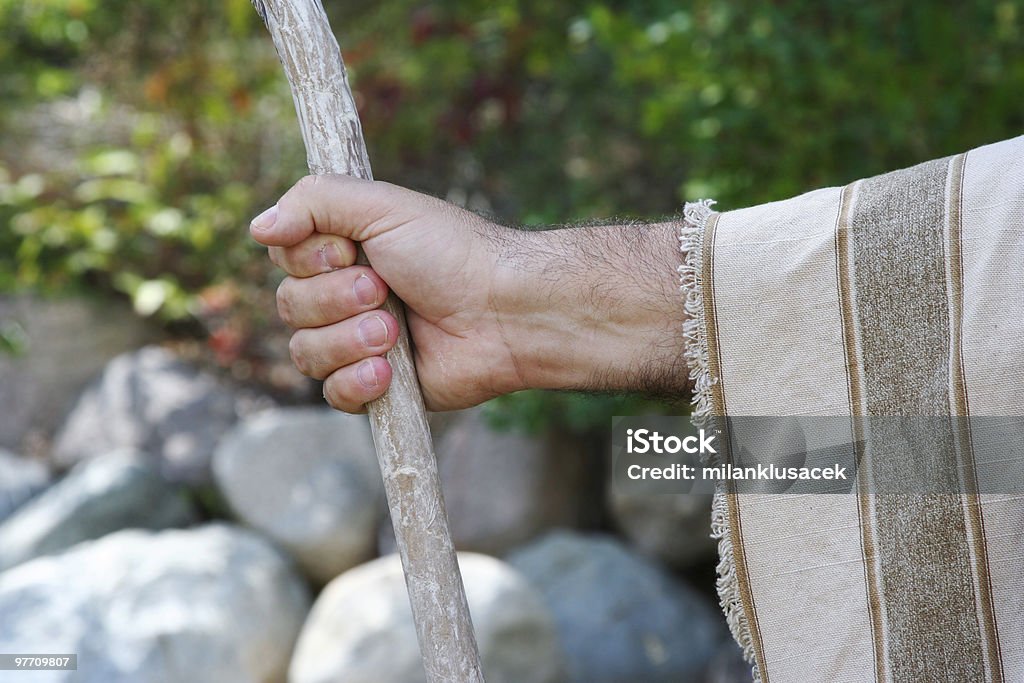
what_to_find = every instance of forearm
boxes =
[252,173,691,411]
[490,221,688,396]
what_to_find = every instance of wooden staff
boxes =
[250,1,485,680]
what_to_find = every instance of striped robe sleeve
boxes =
[680,135,1024,683]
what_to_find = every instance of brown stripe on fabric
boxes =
[849,156,987,682]
[702,212,771,682]
[723,486,768,682]
[948,153,970,421]
[703,212,727,418]
[835,181,865,418]
[835,179,886,683]
[947,151,1005,682]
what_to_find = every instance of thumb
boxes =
[249,174,404,247]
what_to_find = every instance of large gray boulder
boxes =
[0,524,311,683]
[508,530,723,683]
[608,488,717,568]
[213,408,383,584]
[52,345,242,484]
[381,407,594,556]
[0,450,195,571]
[0,294,153,452]
[290,552,566,683]
[0,448,50,523]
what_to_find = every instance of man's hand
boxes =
[250,174,688,412]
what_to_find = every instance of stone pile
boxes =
[0,343,748,682]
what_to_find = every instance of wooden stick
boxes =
[251,2,485,680]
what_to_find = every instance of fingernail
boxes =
[251,204,278,231]
[326,242,349,269]
[318,245,335,271]
[357,359,378,388]
[358,315,388,347]
[353,274,378,306]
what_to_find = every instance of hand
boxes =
[250,174,688,413]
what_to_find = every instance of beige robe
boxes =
[680,135,1024,682]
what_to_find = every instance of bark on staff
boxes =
[250,1,485,680]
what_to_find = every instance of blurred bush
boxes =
[2,0,1022,426]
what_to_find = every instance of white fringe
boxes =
[711,485,762,683]
[677,199,717,426]
[679,200,763,683]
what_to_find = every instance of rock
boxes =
[608,489,717,568]
[0,524,311,683]
[0,449,50,523]
[508,530,723,683]
[52,345,241,484]
[289,552,565,683]
[380,407,596,557]
[0,450,195,571]
[0,294,153,452]
[213,408,383,584]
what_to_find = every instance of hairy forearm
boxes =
[489,221,689,396]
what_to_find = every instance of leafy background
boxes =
[2,0,1022,430]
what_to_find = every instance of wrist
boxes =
[490,221,688,395]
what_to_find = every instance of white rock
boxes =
[52,346,241,484]
[289,552,566,683]
[0,524,310,683]
[0,448,50,523]
[0,450,194,572]
[213,408,383,583]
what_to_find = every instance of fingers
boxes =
[250,174,411,247]
[251,174,413,413]
[322,356,393,413]
[267,233,357,277]
[276,267,388,328]
[288,310,398,381]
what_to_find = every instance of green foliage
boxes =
[349,0,1024,218]
[2,0,1022,427]
[0,319,29,357]
[0,0,308,376]
[483,390,686,436]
